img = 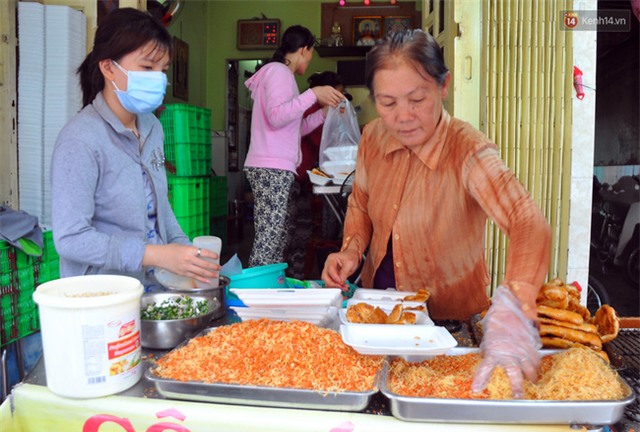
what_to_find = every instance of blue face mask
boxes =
[111,60,167,114]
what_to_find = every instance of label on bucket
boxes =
[81,316,141,386]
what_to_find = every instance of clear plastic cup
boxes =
[193,236,222,288]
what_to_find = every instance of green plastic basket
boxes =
[168,176,211,240]
[42,231,58,264]
[164,140,212,177]
[0,308,39,348]
[210,215,228,246]
[158,104,211,144]
[211,176,228,217]
[0,241,14,274]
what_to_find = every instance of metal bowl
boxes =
[163,275,230,320]
[140,293,216,349]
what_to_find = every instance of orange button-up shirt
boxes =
[342,110,551,320]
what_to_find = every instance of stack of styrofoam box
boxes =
[17,2,86,228]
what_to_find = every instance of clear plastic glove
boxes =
[471,285,541,399]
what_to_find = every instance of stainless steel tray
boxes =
[145,328,379,412]
[380,348,636,425]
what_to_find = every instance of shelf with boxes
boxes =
[0,231,59,347]
[158,104,228,241]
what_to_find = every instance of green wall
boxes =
[164,0,338,130]
[163,1,419,130]
[164,0,209,108]
[205,1,337,131]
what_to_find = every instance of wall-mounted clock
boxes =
[237,19,281,50]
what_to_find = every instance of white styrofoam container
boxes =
[352,288,427,302]
[230,288,343,309]
[231,306,339,328]
[346,298,427,311]
[339,324,457,356]
[307,170,332,186]
[339,308,434,326]
[320,160,356,178]
[323,145,358,161]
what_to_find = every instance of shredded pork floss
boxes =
[154,319,383,392]
[389,347,627,400]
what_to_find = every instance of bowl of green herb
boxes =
[140,293,216,349]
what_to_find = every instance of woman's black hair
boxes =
[307,70,352,100]
[77,8,172,107]
[307,71,344,89]
[271,25,317,65]
[364,29,449,96]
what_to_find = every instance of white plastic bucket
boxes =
[33,275,144,398]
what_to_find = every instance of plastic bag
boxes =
[220,253,243,277]
[319,100,361,169]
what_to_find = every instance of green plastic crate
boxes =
[168,176,211,240]
[42,231,58,264]
[164,140,211,177]
[15,248,40,270]
[158,104,211,144]
[0,308,39,348]
[211,176,228,217]
[36,261,59,285]
[0,241,14,274]
[1,271,17,321]
[210,216,228,246]
[0,266,37,323]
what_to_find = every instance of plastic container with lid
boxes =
[33,275,144,398]
[226,262,288,307]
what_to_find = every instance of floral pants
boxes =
[245,167,294,268]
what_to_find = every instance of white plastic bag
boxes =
[319,100,361,168]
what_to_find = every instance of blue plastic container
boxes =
[226,263,288,306]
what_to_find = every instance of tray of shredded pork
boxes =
[145,319,384,411]
[380,347,635,425]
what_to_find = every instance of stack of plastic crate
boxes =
[158,104,213,240]
[0,231,59,348]
[210,176,228,244]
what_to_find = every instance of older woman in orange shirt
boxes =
[321,30,551,398]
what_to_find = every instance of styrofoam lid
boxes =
[340,324,457,356]
[230,288,343,308]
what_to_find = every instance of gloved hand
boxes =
[471,285,541,399]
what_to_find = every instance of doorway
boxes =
[224,59,268,204]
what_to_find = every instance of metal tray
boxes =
[380,348,636,425]
[145,328,379,412]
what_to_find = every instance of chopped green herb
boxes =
[141,295,210,320]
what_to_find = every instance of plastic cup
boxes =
[193,236,222,288]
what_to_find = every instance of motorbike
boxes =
[591,175,640,286]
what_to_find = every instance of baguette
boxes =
[567,297,591,321]
[541,338,609,362]
[346,303,387,324]
[539,324,603,349]
[403,288,430,303]
[537,304,584,325]
[540,336,583,349]
[538,316,598,334]
[386,304,403,324]
[592,305,619,343]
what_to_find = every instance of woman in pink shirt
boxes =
[244,25,344,267]
[321,30,551,398]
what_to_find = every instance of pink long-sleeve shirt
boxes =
[244,62,325,173]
